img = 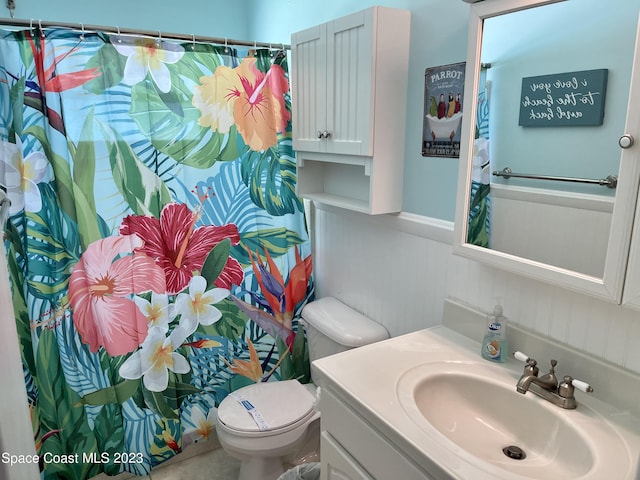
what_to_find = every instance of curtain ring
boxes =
[29,18,34,33]
[224,37,229,53]
[269,43,274,57]
[156,30,162,47]
[79,23,85,41]
[38,20,45,38]
[116,26,122,43]
[191,33,196,51]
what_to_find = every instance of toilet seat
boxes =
[217,380,317,438]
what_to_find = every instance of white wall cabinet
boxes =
[291,7,410,214]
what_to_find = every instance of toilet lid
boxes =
[217,380,316,433]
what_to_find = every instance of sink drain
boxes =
[503,445,526,460]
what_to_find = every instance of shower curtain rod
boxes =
[0,17,291,50]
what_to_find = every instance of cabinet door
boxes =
[321,432,375,480]
[292,24,327,153]
[615,17,640,309]
[325,10,374,156]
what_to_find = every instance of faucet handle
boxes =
[558,376,594,399]
[514,351,539,376]
[570,378,594,393]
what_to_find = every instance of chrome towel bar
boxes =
[492,167,618,189]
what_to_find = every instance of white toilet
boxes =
[215,297,390,480]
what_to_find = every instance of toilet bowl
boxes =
[215,297,389,480]
[216,380,320,480]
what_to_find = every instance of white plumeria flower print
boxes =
[133,292,173,333]
[174,275,230,336]
[119,325,191,392]
[184,405,218,443]
[0,138,50,214]
[113,38,184,93]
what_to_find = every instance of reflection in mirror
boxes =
[464,0,636,277]
[482,0,635,277]
[455,0,640,302]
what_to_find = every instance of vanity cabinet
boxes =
[321,432,374,480]
[320,387,437,480]
[291,7,410,214]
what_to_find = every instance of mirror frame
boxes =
[453,0,640,302]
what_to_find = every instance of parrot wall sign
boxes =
[422,62,466,158]
[519,69,608,127]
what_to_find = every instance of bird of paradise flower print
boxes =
[222,337,291,383]
[22,31,101,134]
[233,245,312,349]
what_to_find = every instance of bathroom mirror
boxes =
[453,0,640,302]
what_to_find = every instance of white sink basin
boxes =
[397,361,632,479]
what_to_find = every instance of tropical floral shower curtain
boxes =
[0,27,313,479]
[467,67,491,247]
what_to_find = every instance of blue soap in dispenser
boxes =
[481,303,508,362]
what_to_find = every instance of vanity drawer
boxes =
[321,387,436,480]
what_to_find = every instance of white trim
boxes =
[491,184,614,213]
[313,202,454,244]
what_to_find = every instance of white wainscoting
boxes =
[310,203,640,375]
[490,184,614,277]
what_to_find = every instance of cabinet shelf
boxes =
[296,159,372,213]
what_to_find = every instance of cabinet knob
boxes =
[321,131,331,139]
[316,131,323,139]
[619,134,634,149]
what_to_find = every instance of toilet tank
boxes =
[300,297,389,367]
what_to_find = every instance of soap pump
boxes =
[481,303,508,363]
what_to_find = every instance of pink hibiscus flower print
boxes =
[119,203,243,295]
[68,234,167,356]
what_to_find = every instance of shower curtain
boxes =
[0,26,313,479]
[467,67,491,247]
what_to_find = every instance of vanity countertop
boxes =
[312,325,640,480]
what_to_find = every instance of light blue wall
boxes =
[5,0,253,40]
[250,0,471,220]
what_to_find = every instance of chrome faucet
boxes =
[514,352,593,409]
[516,358,558,393]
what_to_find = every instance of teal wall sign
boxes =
[519,69,608,127]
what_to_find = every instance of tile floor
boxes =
[90,440,240,480]
[148,445,240,480]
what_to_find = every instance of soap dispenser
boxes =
[481,303,508,363]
